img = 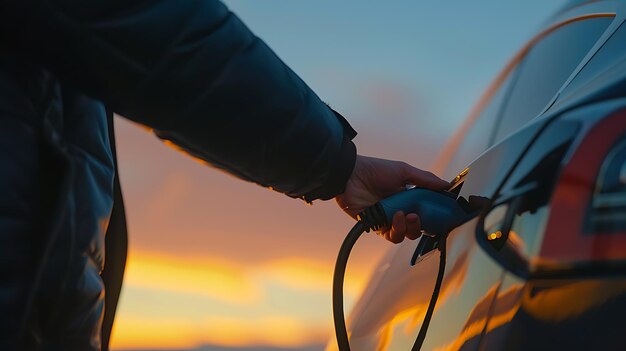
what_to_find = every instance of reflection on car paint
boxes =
[333,2,626,349]
[481,277,626,350]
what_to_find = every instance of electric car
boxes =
[332,1,626,350]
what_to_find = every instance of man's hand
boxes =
[336,155,449,244]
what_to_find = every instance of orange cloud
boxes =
[112,250,375,350]
[256,257,370,296]
[123,251,262,305]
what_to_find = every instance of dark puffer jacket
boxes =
[0,1,357,349]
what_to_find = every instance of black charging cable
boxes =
[332,220,367,351]
[333,209,448,351]
[412,233,447,351]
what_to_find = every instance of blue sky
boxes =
[224,0,567,147]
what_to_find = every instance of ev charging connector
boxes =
[333,188,477,351]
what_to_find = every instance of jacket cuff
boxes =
[302,108,357,203]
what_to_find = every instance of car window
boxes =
[444,69,517,178]
[563,21,626,97]
[493,17,612,142]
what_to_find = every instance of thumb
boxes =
[402,164,450,190]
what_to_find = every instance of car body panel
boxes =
[332,1,626,350]
[339,118,551,350]
[475,99,626,350]
[482,275,626,351]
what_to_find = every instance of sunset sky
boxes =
[110,1,565,350]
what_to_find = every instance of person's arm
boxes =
[1,0,448,242]
[2,0,355,201]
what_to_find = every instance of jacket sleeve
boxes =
[1,0,357,201]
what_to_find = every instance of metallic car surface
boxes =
[331,1,626,350]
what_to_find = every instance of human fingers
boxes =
[389,211,406,244]
[405,213,421,240]
[402,164,449,190]
[380,227,392,242]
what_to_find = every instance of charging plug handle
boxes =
[359,188,470,235]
